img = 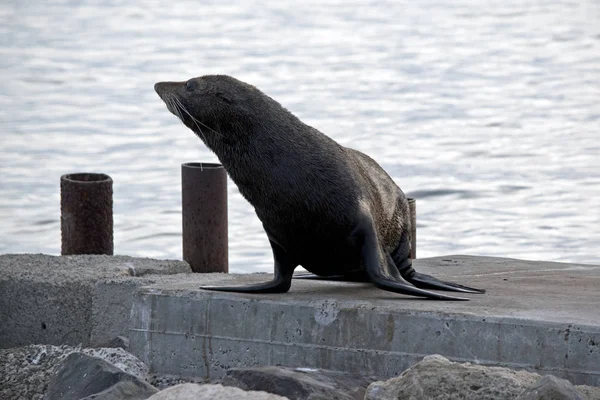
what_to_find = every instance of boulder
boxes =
[82,346,149,381]
[149,374,206,391]
[0,344,150,400]
[576,386,600,400]
[365,355,600,400]
[146,383,290,400]
[44,352,157,400]
[80,380,158,400]
[517,375,584,400]
[365,354,540,400]
[222,365,376,400]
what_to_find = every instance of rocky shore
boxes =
[2,343,598,400]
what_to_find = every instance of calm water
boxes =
[1,0,599,272]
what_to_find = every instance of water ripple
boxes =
[1,0,599,271]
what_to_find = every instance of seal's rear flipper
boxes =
[392,249,485,294]
[406,272,486,294]
[357,214,470,301]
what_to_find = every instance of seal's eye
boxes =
[185,80,195,92]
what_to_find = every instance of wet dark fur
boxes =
[154,75,484,300]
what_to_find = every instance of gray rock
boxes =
[517,375,584,400]
[149,374,208,391]
[44,352,156,400]
[1,344,148,400]
[222,366,376,400]
[80,380,158,400]
[146,383,290,400]
[365,354,540,400]
[1,344,61,400]
[576,386,600,400]
[81,347,149,381]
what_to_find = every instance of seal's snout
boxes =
[154,82,165,96]
[154,82,179,117]
[154,81,178,98]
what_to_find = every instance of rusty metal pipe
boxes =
[408,197,416,259]
[60,172,113,255]
[181,162,228,273]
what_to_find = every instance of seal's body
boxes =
[155,75,484,300]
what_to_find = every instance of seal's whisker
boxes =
[197,120,222,137]
[169,96,187,125]
[166,95,204,140]
[170,96,208,142]
[165,96,179,120]
[168,97,184,121]
[173,97,222,137]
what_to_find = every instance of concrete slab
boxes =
[0,254,191,348]
[129,255,600,386]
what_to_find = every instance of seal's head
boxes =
[154,75,276,150]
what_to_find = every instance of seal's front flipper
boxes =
[200,239,296,294]
[407,272,486,294]
[357,214,469,301]
[200,277,291,294]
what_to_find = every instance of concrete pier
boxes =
[1,253,598,386]
[0,254,190,348]
[128,255,600,386]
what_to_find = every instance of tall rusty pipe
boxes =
[181,162,228,273]
[408,197,416,259]
[61,172,114,255]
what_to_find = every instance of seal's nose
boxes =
[154,82,163,94]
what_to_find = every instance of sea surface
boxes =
[1,0,599,272]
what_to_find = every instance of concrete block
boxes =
[91,278,144,347]
[0,254,190,348]
[129,255,600,386]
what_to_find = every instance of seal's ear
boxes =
[216,92,233,105]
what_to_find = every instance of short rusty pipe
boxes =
[61,172,114,255]
[407,197,416,259]
[181,162,228,273]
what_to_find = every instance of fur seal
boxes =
[154,75,485,300]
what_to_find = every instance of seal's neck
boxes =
[198,103,343,202]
